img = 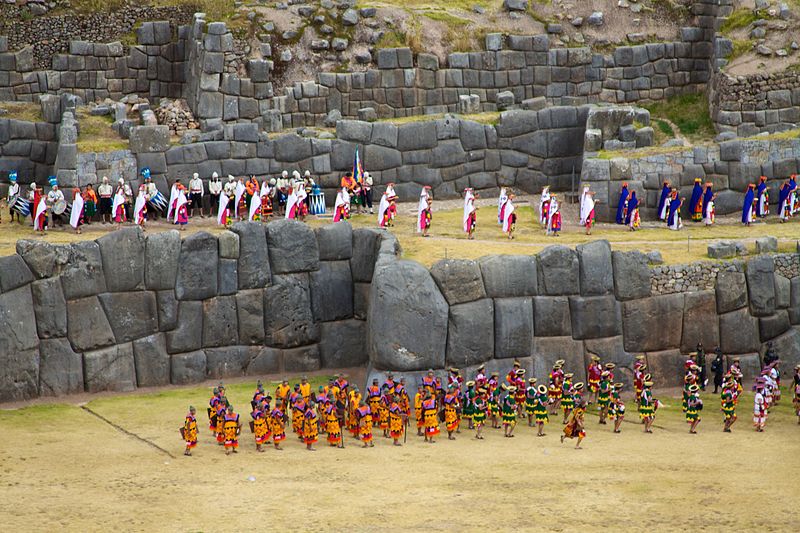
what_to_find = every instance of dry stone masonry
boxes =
[2,229,797,403]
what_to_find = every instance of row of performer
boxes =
[179,358,800,455]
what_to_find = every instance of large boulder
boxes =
[205,346,249,378]
[533,336,585,383]
[16,240,71,279]
[165,300,204,353]
[176,232,218,300]
[83,342,136,393]
[478,255,538,298]
[145,230,180,290]
[31,277,67,338]
[98,291,158,343]
[494,297,534,359]
[716,270,747,313]
[316,222,353,261]
[759,311,790,341]
[446,299,494,367]
[611,250,651,300]
[368,260,448,371]
[644,349,683,388]
[66,295,116,352]
[284,344,322,372]
[719,308,761,354]
[537,245,579,295]
[354,282,370,319]
[266,219,320,274]
[576,240,614,296]
[746,255,775,316]
[264,273,319,348]
[231,222,271,289]
[681,291,720,352]
[236,289,265,345]
[170,350,207,385]
[533,296,571,337]
[0,254,33,292]
[218,259,238,295]
[61,241,107,299]
[350,228,381,282]
[202,296,238,347]
[775,274,790,309]
[97,226,145,291]
[621,294,683,352]
[569,295,622,339]
[430,258,486,304]
[38,338,83,395]
[132,333,170,387]
[583,336,635,387]
[0,286,40,401]
[791,278,800,325]
[319,319,368,368]
[310,261,353,322]
[768,326,800,370]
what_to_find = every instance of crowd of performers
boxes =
[180,356,800,455]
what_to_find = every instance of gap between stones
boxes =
[80,404,176,459]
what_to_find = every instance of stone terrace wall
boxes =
[581,134,800,222]
[0,114,57,185]
[367,241,800,396]
[276,33,710,129]
[126,106,588,203]
[0,221,390,403]
[710,71,800,137]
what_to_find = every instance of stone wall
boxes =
[580,133,800,221]
[0,109,57,185]
[710,71,800,137]
[367,241,800,395]
[0,220,387,403]
[124,106,589,203]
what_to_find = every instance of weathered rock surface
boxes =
[537,245,579,295]
[310,261,353,322]
[569,295,622,339]
[576,240,614,295]
[231,222,271,289]
[176,232,218,300]
[145,230,180,290]
[494,297,534,359]
[369,260,448,370]
[31,277,67,338]
[39,338,83,396]
[83,342,136,393]
[533,296,571,337]
[266,219,320,273]
[97,227,145,291]
[98,291,158,343]
[319,320,368,368]
[611,251,651,300]
[430,258,487,304]
[681,291,719,352]
[719,308,761,354]
[264,274,319,348]
[66,295,115,352]
[0,286,40,401]
[716,271,747,313]
[316,222,353,261]
[446,299,494,366]
[746,255,775,317]
[132,333,170,387]
[478,255,538,298]
[622,294,683,351]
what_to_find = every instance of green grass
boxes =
[422,10,470,26]
[0,101,42,122]
[720,8,761,35]
[76,109,129,153]
[729,39,754,60]
[654,118,673,136]
[643,93,715,140]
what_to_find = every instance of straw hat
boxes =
[555,359,565,366]
[605,363,616,370]
[601,370,610,377]
[574,382,584,391]
[565,372,574,379]
[537,384,547,394]
[643,381,654,387]
[466,380,476,387]
[507,386,517,393]
[528,377,537,383]
[613,382,623,390]
[688,384,699,392]
[516,368,526,376]
[591,355,601,362]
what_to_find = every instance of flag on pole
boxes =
[352,146,363,184]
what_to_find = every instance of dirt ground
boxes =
[1,374,798,531]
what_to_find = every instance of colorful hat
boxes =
[478,387,487,394]
[644,373,652,381]
[528,377,537,383]
[574,382,584,391]
[449,367,459,373]
[477,363,485,370]
[537,384,547,394]
[48,176,57,187]
[141,167,151,179]
[688,384,699,392]
[466,380,476,387]
[643,381,654,387]
[591,355,600,362]
[565,373,574,379]
[513,360,521,367]
[613,382,623,389]
[507,385,517,393]
[516,368,526,376]
[605,363,616,370]
[601,370,610,377]
[491,371,499,377]
[8,171,17,182]
[555,359,565,366]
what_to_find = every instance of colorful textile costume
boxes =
[183,413,198,449]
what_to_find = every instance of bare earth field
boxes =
[1,374,798,531]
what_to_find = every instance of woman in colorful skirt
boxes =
[488,385,500,429]
[525,378,537,427]
[561,374,575,424]
[501,386,517,437]
[303,402,319,451]
[252,401,271,452]
[610,383,625,433]
[270,399,287,450]
[686,384,703,434]
[561,394,586,449]
[325,399,342,448]
[422,391,439,444]
[533,384,549,437]
[579,185,596,235]
[753,380,767,432]
[388,396,404,446]
[443,386,459,440]
[83,184,97,224]
[721,378,737,433]
[639,381,657,433]
[182,406,198,456]
[473,388,487,440]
